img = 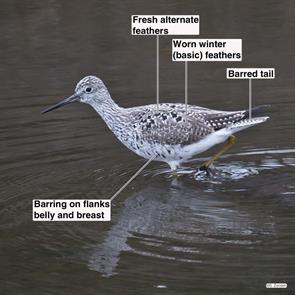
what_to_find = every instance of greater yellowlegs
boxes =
[42,76,269,171]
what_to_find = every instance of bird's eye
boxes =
[85,87,92,93]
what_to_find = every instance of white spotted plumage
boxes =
[44,76,270,170]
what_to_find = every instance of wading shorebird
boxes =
[42,76,269,171]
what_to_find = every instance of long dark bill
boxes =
[41,94,79,114]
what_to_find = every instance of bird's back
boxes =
[126,103,266,147]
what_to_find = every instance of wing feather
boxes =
[126,103,269,145]
[128,104,214,146]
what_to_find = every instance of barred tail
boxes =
[244,105,271,118]
[225,116,269,134]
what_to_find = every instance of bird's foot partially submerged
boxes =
[168,162,196,178]
[199,135,236,170]
[169,167,186,178]
[198,165,214,176]
[168,161,180,177]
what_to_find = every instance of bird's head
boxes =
[42,76,108,114]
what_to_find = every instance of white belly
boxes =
[182,128,231,158]
[126,128,230,166]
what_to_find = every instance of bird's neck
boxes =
[89,93,124,130]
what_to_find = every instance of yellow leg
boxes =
[200,135,236,169]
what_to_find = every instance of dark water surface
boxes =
[1,1,294,294]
